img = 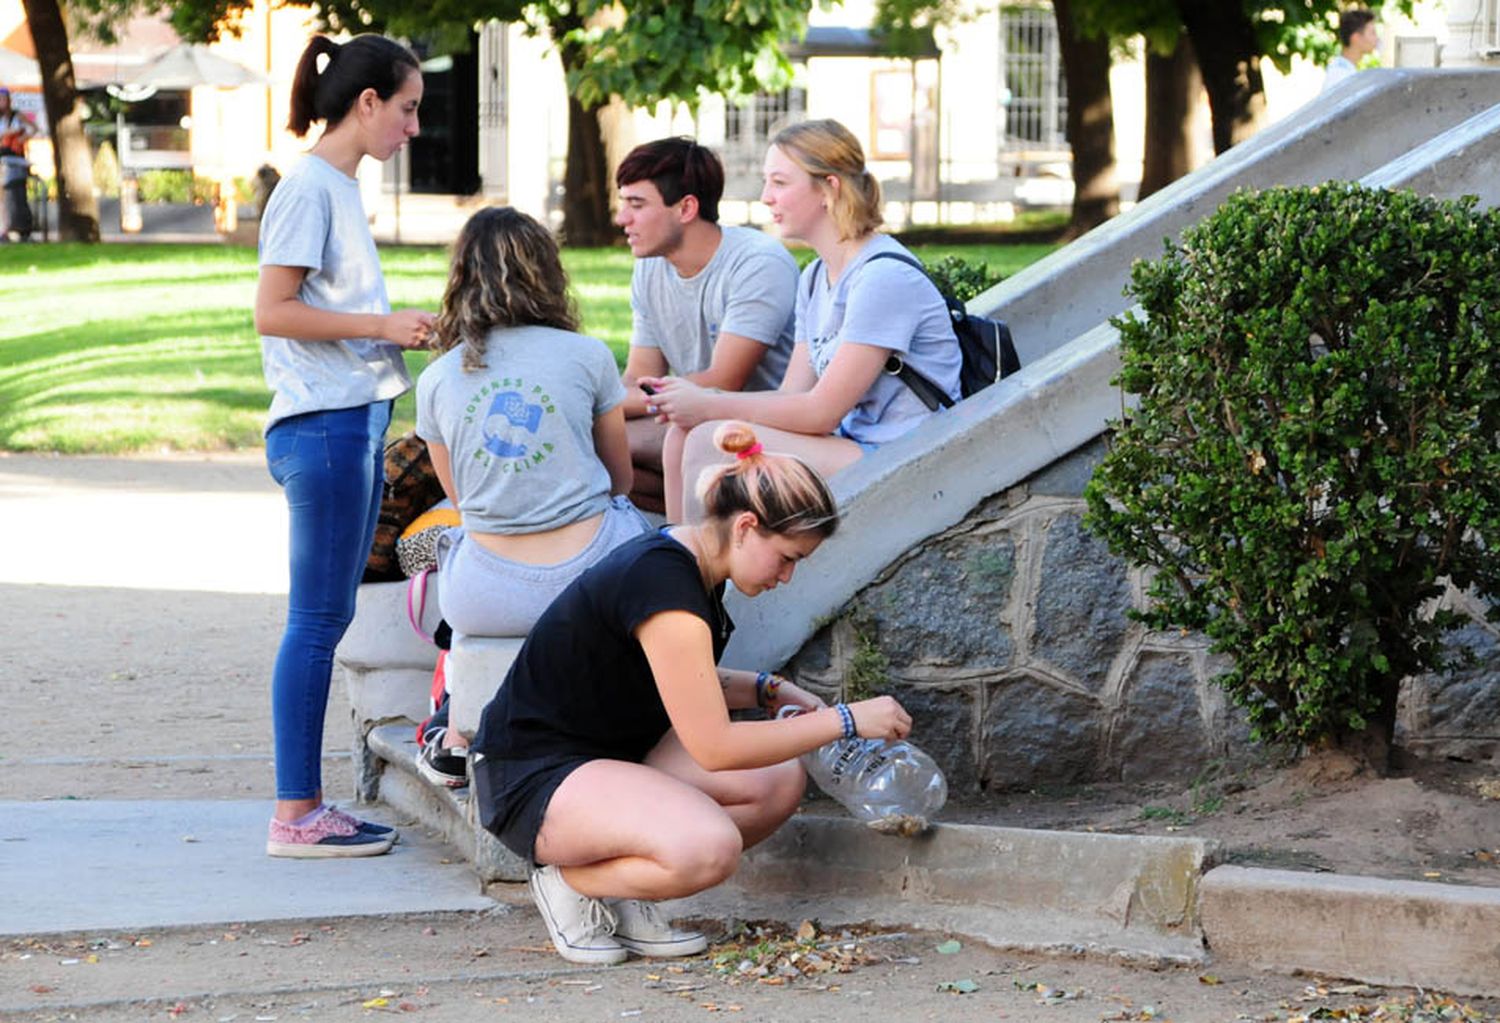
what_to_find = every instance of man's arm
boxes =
[620,345,670,419]
[683,248,799,393]
[679,332,769,393]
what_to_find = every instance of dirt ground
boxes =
[8,910,1499,1023]
[2,452,1498,1021]
[940,751,1500,889]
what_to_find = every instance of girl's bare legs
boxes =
[661,423,689,523]
[533,733,805,900]
[674,420,863,523]
[644,729,805,849]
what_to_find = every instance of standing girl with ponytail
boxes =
[469,421,913,964]
[255,33,434,858]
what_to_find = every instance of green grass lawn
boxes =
[0,239,1055,453]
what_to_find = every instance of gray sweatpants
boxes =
[434,495,649,638]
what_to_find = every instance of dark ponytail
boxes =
[287,34,420,138]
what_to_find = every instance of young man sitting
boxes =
[614,137,798,514]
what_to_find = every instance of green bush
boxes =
[1084,184,1500,764]
[135,170,221,205]
[923,254,1005,303]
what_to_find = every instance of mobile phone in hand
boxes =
[640,382,657,396]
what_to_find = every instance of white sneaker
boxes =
[610,898,709,957]
[528,866,628,965]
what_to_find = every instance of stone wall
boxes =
[785,440,1500,792]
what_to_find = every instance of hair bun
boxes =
[712,421,760,458]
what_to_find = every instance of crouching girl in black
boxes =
[471,421,912,964]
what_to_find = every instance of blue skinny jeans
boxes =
[266,401,390,801]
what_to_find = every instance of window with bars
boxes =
[999,4,1067,153]
[720,87,807,194]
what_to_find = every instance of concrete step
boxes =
[1201,865,1500,997]
[365,724,529,884]
[671,813,1215,965]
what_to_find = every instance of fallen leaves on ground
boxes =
[1015,980,1084,1004]
[707,920,889,986]
[936,979,979,994]
[1288,987,1491,1022]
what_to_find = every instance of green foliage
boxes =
[162,0,828,110]
[872,0,969,58]
[1069,0,1415,68]
[842,608,889,701]
[134,170,219,205]
[561,0,824,111]
[922,253,1005,304]
[1085,185,1500,751]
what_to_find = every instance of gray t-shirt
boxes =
[257,154,412,432]
[415,325,626,534]
[630,225,796,391]
[797,234,960,446]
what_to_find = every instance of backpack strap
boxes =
[804,250,957,412]
[862,252,956,411]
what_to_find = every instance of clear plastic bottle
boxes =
[782,707,948,834]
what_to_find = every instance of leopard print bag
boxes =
[364,432,446,582]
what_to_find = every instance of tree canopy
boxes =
[1071,0,1416,152]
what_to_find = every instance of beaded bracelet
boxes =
[755,671,783,709]
[833,702,857,740]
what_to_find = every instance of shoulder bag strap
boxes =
[861,251,955,411]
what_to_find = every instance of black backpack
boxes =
[807,251,1020,411]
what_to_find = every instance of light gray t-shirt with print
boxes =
[796,234,960,446]
[258,154,412,432]
[415,325,626,534]
[630,225,796,391]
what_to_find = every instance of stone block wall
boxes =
[785,440,1500,791]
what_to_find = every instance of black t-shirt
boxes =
[472,531,733,764]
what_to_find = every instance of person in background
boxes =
[254,33,435,858]
[614,137,798,513]
[0,87,38,241]
[644,119,960,522]
[411,205,647,788]
[1323,9,1378,93]
[470,421,913,965]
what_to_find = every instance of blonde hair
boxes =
[696,422,840,539]
[432,206,580,372]
[771,119,883,241]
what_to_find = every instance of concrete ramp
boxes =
[985,68,1500,366]
[723,72,1500,671]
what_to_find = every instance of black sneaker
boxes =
[416,727,469,788]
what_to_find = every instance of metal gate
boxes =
[999,4,1067,156]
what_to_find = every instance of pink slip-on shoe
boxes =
[323,805,400,843]
[266,807,395,859]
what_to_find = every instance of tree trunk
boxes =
[554,23,614,249]
[21,0,99,242]
[1175,0,1266,154]
[1139,34,1201,201]
[559,91,613,247]
[1052,0,1118,239]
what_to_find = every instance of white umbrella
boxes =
[123,43,266,90]
[0,47,40,88]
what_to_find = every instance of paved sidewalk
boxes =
[0,801,491,935]
[0,452,485,936]
[2,453,1497,1019]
